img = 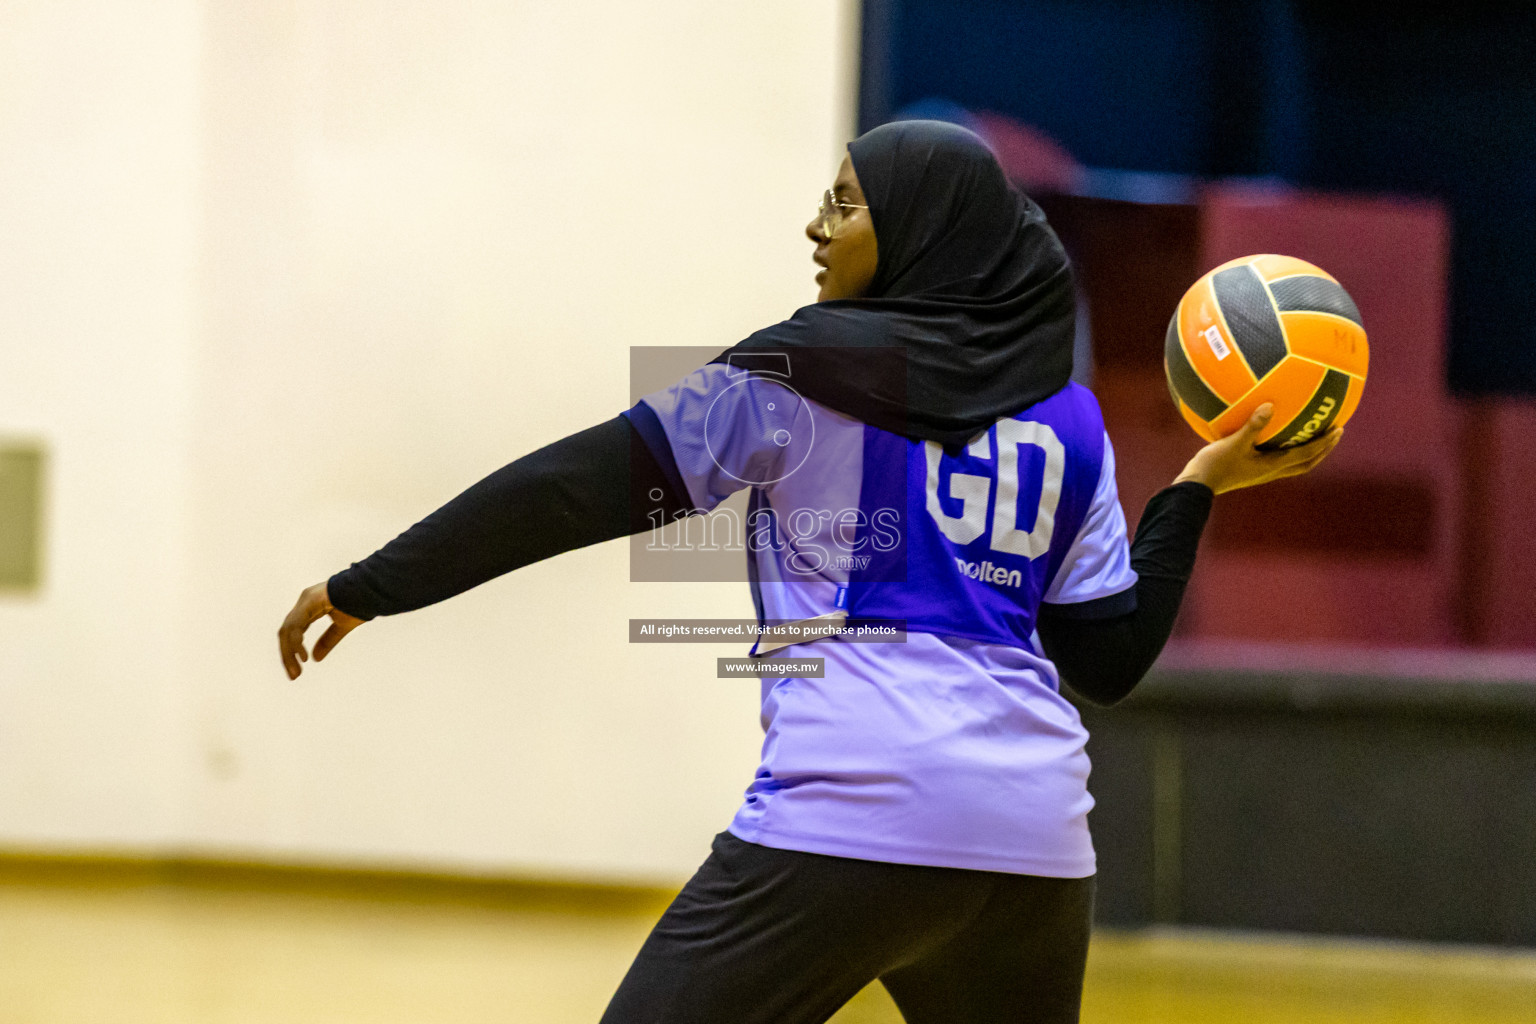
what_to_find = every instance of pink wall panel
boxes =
[1179,557,1451,647]
[1465,399,1536,648]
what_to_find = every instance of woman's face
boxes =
[806,154,878,302]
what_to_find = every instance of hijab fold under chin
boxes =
[711,119,1077,447]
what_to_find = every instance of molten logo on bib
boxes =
[953,557,1023,589]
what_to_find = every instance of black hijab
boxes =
[711,119,1076,446]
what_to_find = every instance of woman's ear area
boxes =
[808,150,879,303]
[841,154,878,298]
[835,153,866,205]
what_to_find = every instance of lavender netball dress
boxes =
[627,362,1136,877]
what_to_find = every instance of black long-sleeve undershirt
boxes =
[327,418,1212,707]
[326,415,679,620]
[1037,481,1212,706]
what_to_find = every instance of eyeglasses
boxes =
[818,189,868,238]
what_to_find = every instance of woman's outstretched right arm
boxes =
[325,413,689,621]
[278,412,691,678]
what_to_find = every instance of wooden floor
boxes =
[3,865,1534,1024]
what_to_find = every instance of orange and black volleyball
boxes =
[1164,254,1368,449]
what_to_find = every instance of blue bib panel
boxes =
[848,382,1108,649]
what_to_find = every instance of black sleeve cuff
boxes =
[622,401,693,513]
[327,568,381,621]
[1131,480,1213,580]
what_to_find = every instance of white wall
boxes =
[0,0,200,849]
[0,0,860,884]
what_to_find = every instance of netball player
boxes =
[278,120,1340,1023]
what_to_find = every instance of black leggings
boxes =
[600,832,1095,1024]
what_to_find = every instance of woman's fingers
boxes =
[278,584,331,680]
[312,623,340,662]
[279,598,316,679]
[279,611,309,680]
[1294,426,1344,467]
[280,583,367,677]
[1273,428,1344,479]
[1240,403,1276,441]
[1175,413,1344,494]
[312,616,361,662]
